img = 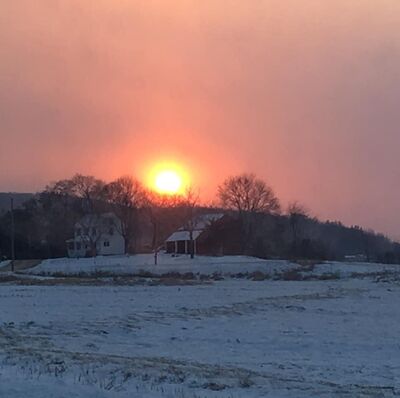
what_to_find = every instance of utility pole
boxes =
[10,197,15,272]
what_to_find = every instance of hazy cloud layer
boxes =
[1,1,400,237]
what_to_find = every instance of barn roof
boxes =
[165,213,224,242]
[165,230,203,242]
[76,212,120,227]
[191,213,224,230]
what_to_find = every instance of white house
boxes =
[66,213,125,258]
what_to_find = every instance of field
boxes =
[0,256,399,397]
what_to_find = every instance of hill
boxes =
[0,193,34,214]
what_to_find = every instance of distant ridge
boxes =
[0,193,34,214]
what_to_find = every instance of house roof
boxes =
[176,213,224,232]
[165,213,224,242]
[192,213,224,230]
[166,230,203,242]
[76,212,120,227]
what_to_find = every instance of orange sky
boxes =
[1,1,400,238]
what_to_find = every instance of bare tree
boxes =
[104,176,147,253]
[77,215,104,257]
[44,175,106,256]
[77,213,121,257]
[46,174,105,213]
[181,186,200,259]
[144,191,181,264]
[218,173,280,215]
[70,174,105,212]
[287,201,309,257]
[218,173,280,253]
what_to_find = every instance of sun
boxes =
[147,160,191,196]
[154,170,182,195]
[146,160,190,196]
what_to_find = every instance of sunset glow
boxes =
[2,2,400,397]
[2,1,400,238]
[155,170,182,195]
[148,162,189,195]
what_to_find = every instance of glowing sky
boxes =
[1,1,400,237]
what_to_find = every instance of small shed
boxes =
[165,230,203,255]
[165,213,224,255]
[164,213,242,256]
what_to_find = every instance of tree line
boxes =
[1,172,399,264]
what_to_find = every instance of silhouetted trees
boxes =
[218,173,280,253]
[46,174,105,213]
[218,173,280,214]
[287,201,309,258]
[104,176,147,252]
[1,171,400,264]
[181,186,200,259]
[144,191,182,255]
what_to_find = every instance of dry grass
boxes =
[0,259,42,272]
[7,276,210,287]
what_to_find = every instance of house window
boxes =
[103,241,110,247]
[109,227,114,235]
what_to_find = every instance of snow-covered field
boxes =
[27,254,298,277]
[1,264,400,397]
[27,254,400,282]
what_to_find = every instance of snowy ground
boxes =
[27,254,400,281]
[1,264,400,397]
[311,261,400,278]
[0,260,10,269]
[27,254,297,278]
